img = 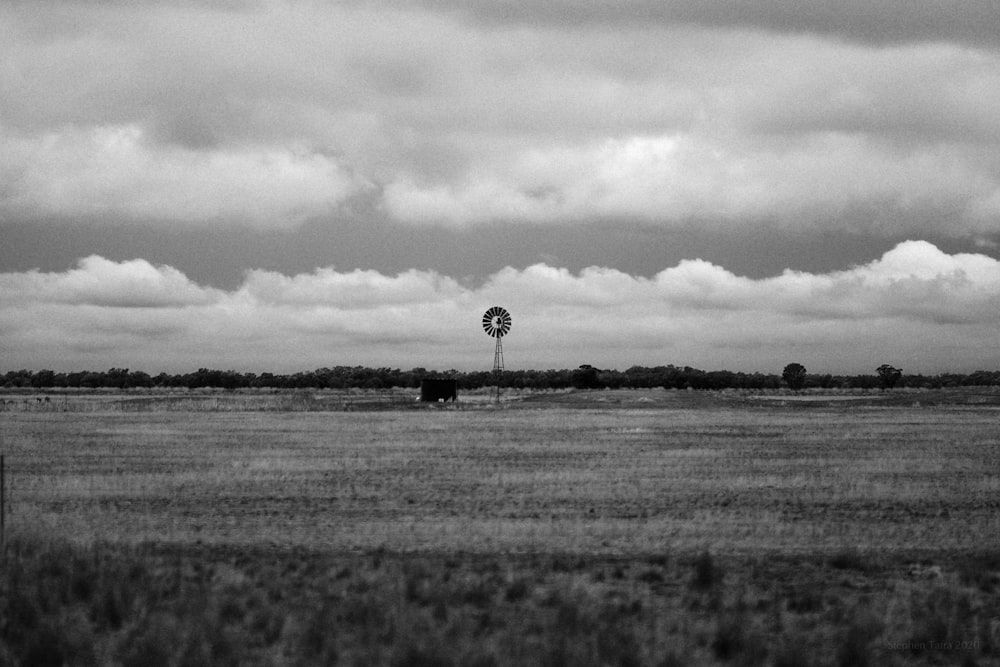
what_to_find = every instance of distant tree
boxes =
[782,363,807,391]
[4,369,32,388]
[31,369,57,388]
[253,372,276,388]
[571,365,600,389]
[128,370,153,388]
[599,369,626,389]
[816,373,836,389]
[876,364,902,390]
[105,367,130,389]
[845,374,877,389]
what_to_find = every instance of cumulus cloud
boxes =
[0,125,366,227]
[384,133,1000,229]
[239,267,464,308]
[3,242,1000,374]
[0,255,221,308]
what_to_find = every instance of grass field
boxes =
[1,388,999,665]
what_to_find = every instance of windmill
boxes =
[482,306,511,403]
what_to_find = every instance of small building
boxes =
[420,378,457,402]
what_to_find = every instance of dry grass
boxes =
[2,533,997,666]
[1,390,999,664]
[3,400,998,555]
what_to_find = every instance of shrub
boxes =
[692,550,721,589]
[117,612,179,667]
[23,624,69,667]
[829,547,870,572]
[390,641,452,667]
[505,577,531,602]
[836,608,883,667]
[638,568,665,584]
[712,611,767,666]
[772,636,811,667]
[835,623,873,667]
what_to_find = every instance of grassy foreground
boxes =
[2,533,998,666]
[1,389,999,665]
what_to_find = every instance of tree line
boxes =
[4,364,1000,391]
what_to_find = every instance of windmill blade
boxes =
[482,306,511,338]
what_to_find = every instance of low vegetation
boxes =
[2,533,997,666]
[1,391,998,664]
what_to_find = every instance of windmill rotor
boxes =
[482,306,511,338]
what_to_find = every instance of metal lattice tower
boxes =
[482,306,511,403]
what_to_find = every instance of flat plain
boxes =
[1,388,999,665]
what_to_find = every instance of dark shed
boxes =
[420,378,457,402]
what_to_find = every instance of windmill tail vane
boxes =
[482,306,511,403]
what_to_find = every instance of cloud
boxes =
[3,242,1000,374]
[379,0,1000,48]
[0,125,367,227]
[384,133,1000,231]
[0,255,221,307]
[239,266,466,308]
[2,2,999,237]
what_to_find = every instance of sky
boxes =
[2,0,1000,375]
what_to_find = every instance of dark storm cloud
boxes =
[389,0,1000,47]
[3,1,998,233]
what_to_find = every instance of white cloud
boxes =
[0,125,366,227]
[3,242,1000,374]
[384,133,1000,230]
[0,255,221,307]
[239,267,464,307]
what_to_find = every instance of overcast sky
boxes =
[3,1,1000,375]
